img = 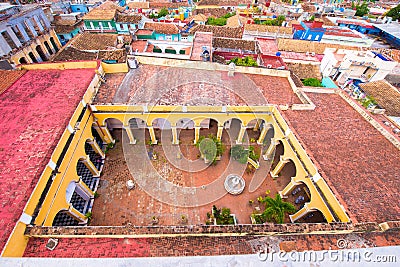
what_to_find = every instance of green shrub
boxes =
[302,78,322,87]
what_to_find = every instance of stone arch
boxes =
[28,51,37,63]
[50,37,59,52]
[76,158,99,191]
[35,45,47,61]
[44,40,53,55]
[176,118,195,129]
[271,140,284,170]
[246,118,267,143]
[151,117,172,129]
[151,118,172,142]
[19,57,27,64]
[296,208,327,223]
[199,118,218,137]
[52,210,79,226]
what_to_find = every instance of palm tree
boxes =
[261,194,296,224]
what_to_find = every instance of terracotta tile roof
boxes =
[190,25,243,38]
[359,80,400,117]
[23,231,400,257]
[193,8,229,18]
[127,2,150,9]
[277,38,360,54]
[244,24,293,34]
[213,37,256,52]
[52,47,98,61]
[53,46,126,63]
[54,21,82,34]
[190,32,213,61]
[149,2,189,8]
[0,70,26,95]
[285,93,400,223]
[70,32,117,50]
[0,67,96,252]
[198,0,253,6]
[285,61,322,80]
[225,14,247,27]
[93,64,299,106]
[186,13,208,22]
[115,13,142,23]
[82,1,122,20]
[98,50,127,62]
[143,22,179,34]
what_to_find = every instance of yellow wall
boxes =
[101,62,129,73]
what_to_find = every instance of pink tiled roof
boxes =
[0,68,96,252]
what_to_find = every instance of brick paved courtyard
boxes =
[90,125,301,226]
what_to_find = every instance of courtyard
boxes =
[90,120,323,226]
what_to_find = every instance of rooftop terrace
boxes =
[94,63,299,106]
[285,93,400,223]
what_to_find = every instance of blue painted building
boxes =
[337,20,380,35]
[142,22,181,41]
[292,21,325,42]
[373,23,400,50]
[70,4,89,14]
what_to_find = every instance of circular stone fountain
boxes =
[224,174,245,195]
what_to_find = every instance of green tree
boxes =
[229,56,258,67]
[355,2,369,17]
[157,8,169,18]
[196,134,224,163]
[230,145,249,164]
[386,4,400,21]
[260,194,296,224]
[302,78,322,87]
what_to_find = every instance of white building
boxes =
[320,48,398,86]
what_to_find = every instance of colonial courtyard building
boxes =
[0,56,399,258]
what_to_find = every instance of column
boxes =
[40,13,51,29]
[26,19,38,37]
[17,23,30,42]
[33,16,44,33]
[88,139,105,159]
[77,178,94,198]
[101,126,115,144]
[216,125,223,141]
[124,125,136,144]
[171,126,179,145]
[50,30,63,50]
[148,126,158,144]
[263,139,276,160]
[289,203,311,223]
[270,156,289,178]
[257,124,271,145]
[193,126,200,144]
[280,177,301,197]
[68,205,87,222]
[0,35,12,55]
[236,125,247,144]
[82,155,100,177]
[6,28,22,47]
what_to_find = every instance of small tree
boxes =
[230,145,249,164]
[355,2,369,17]
[229,56,258,67]
[386,4,400,21]
[196,134,224,164]
[260,194,296,224]
[302,78,322,87]
[157,8,169,18]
